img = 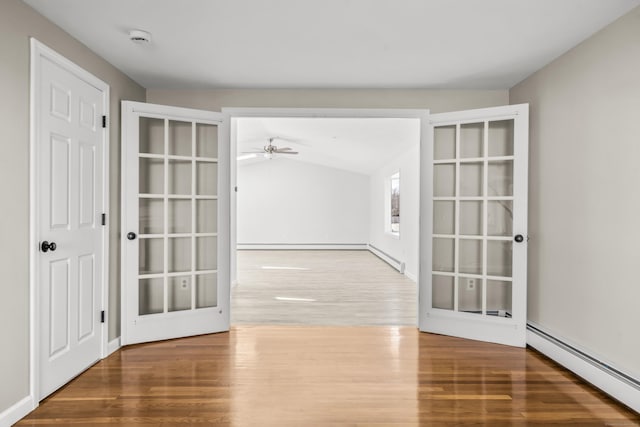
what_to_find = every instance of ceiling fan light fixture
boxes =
[129,29,152,44]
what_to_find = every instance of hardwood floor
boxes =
[232,250,417,325]
[18,326,639,426]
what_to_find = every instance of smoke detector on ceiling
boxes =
[129,29,152,44]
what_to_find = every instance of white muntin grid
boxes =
[137,118,218,315]
[432,120,515,317]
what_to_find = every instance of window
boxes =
[390,172,400,234]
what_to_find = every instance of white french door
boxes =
[121,101,229,345]
[33,40,108,399]
[419,104,529,347]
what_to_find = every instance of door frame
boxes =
[29,38,110,404]
[222,107,429,322]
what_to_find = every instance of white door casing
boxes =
[121,101,230,345]
[419,104,529,347]
[30,39,109,400]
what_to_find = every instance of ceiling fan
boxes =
[242,137,299,159]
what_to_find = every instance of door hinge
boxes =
[101,213,106,226]
[234,186,238,192]
[102,116,107,128]
[100,310,105,323]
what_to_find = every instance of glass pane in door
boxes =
[432,275,454,310]
[196,123,218,158]
[168,276,192,312]
[139,117,164,155]
[168,120,192,156]
[196,273,217,308]
[139,158,164,194]
[137,116,219,317]
[488,120,514,157]
[432,122,515,317]
[139,278,163,315]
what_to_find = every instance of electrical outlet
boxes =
[180,278,189,289]
[466,279,475,291]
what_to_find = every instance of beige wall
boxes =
[510,6,640,378]
[147,89,507,113]
[0,0,145,412]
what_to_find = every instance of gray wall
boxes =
[510,6,640,378]
[0,0,145,413]
[147,89,508,113]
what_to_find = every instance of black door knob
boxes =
[514,234,524,243]
[41,241,57,252]
[127,232,137,240]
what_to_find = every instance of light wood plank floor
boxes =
[18,326,639,426]
[232,250,417,325]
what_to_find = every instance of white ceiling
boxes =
[236,118,420,175]
[22,0,639,174]
[22,0,640,90]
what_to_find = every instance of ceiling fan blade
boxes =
[277,147,292,151]
[276,151,299,155]
[241,151,264,154]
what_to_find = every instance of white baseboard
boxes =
[404,270,417,282]
[237,243,368,250]
[106,337,121,357]
[526,323,640,413]
[0,395,34,427]
[368,244,402,272]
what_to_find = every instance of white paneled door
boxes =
[34,41,108,399]
[420,104,529,347]
[121,102,229,345]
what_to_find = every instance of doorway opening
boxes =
[226,109,426,326]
